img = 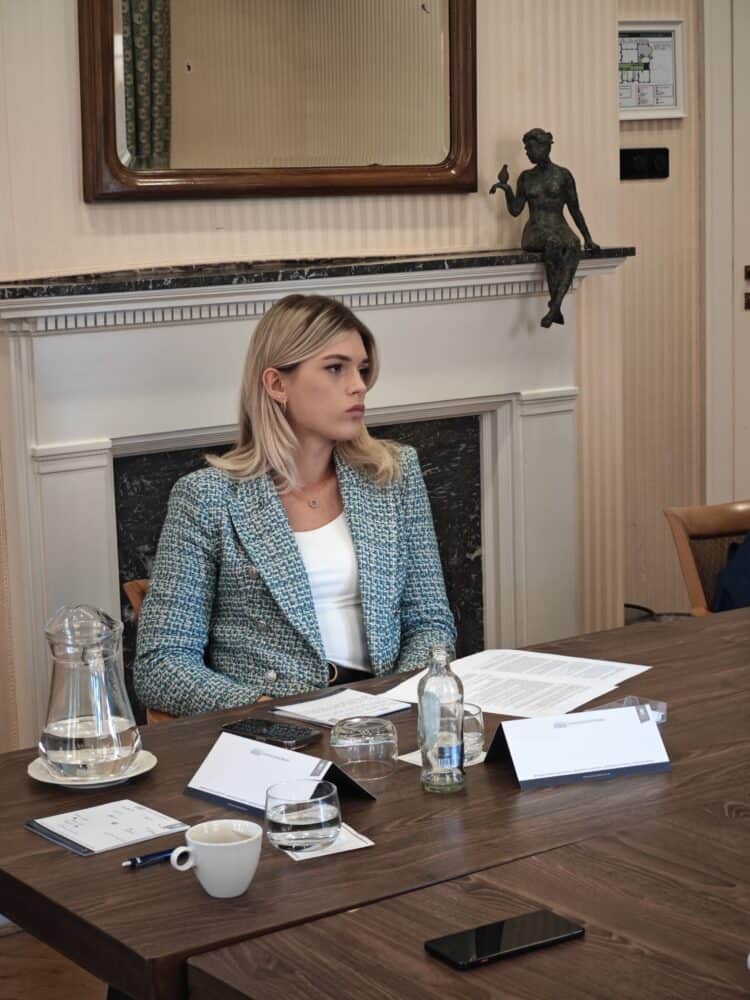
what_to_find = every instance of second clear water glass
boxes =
[462,702,485,764]
[330,716,398,781]
[265,779,342,853]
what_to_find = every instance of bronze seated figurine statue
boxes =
[490,128,599,328]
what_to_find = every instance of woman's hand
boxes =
[257,694,272,703]
[489,164,510,194]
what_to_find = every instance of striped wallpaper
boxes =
[618,0,704,613]
[0,0,704,640]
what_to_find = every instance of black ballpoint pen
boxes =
[121,848,175,869]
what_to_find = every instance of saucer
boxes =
[27,750,157,789]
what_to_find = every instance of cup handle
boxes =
[170,845,194,872]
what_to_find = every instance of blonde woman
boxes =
[134,294,456,716]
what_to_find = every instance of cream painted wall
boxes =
[618,0,704,613]
[0,0,625,633]
[0,0,621,278]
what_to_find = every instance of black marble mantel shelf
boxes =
[0,247,635,300]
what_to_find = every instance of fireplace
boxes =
[0,248,632,737]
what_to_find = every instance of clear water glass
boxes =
[462,702,485,764]
[330,716,398,781]
[265,779,342,853]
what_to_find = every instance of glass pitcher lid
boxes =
[45,604,122,654]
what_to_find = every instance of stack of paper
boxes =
[385,649,651,718]
[274,689,411,727]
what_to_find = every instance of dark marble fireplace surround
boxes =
[115,416,482,715]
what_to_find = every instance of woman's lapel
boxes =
[226,475,325,659]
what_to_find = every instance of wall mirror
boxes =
[79,0,476,201]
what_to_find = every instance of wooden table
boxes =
[1,610,749,999]
[189,799,750,999]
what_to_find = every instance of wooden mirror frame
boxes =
[78,0,476,201]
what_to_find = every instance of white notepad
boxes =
[26,799,187,856]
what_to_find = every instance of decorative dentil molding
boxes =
[0,257,626,336]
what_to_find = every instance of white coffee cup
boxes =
[170,818,262,898]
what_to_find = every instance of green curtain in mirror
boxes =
[121,0,171,168]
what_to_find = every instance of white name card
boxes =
[186,732,375,815]
[486,705,670,789]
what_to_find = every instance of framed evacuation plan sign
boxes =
[618,21,686,120]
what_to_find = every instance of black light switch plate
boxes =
[620,147,669,180]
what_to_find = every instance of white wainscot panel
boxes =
[516,392,579,644]
[34,443,120,618]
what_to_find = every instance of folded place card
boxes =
[186,732,376,817]
[484,705,670,789]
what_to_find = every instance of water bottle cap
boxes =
[429,643,450,664]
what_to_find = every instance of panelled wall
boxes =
[618,0,704,613]
[1,0,706,699]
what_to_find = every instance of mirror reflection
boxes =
[113,0,451,171]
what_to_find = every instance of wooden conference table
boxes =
[0,611,749,999]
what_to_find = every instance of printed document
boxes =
[274,689,410,726]
[385,649,650,717]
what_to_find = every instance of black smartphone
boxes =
[222,717,322,750]
[424,909,584,970]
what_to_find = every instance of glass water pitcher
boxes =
[39,605,141,780]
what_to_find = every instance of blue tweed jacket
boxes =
[134,445,456,716]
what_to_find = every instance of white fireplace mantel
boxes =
[0,250,631,740]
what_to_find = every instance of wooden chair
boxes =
[664,500,750,616]
[122,578,177,725]
[122,579,149,619]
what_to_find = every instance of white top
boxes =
[294,513,371,673]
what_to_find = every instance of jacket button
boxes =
[265,669,277,682]
[248,565,260,579]
[256,620,269,634]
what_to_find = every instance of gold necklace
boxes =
[299,471,336,509]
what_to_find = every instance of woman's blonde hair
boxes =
[207,294,401,490]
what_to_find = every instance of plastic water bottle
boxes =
[418,644,465,793]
